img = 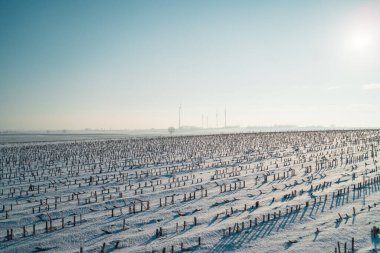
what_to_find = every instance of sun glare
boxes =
[341,5,380,54]
[348,28,376,52]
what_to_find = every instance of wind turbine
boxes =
[178,104,182,129]
[224,107,227,128]
[216,111,218,128]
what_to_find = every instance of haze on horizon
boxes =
[0,0,380,131]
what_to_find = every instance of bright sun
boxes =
[348,28,376,52]
[341,6,380,55]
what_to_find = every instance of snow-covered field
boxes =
[1,130,380,252]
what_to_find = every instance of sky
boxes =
[0,0,380,131]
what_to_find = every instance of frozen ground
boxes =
[0,130,380,252]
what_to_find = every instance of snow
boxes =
[0,130,379,252]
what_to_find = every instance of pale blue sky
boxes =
[0,0,379,130]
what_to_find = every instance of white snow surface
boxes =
[1,130,380,252]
